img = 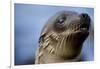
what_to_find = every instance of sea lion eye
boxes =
[57,15,66,25]
[54,15,67,31]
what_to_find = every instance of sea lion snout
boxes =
[79,13,91,30]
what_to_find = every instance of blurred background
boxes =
[14,3,94,65]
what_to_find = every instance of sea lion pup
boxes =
[35,11,91,64]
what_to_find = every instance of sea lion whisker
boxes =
[59,36,65,49]
[55,37,61,54]
[61,36,67,56]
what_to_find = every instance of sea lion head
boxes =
[40,11,91,60]
[53,11,90,45]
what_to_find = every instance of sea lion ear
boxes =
[38,33,46,43]
[39,23,49,43]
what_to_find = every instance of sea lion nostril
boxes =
[80,13,90,22]
[81,13,88,18]
[80,13,89,19]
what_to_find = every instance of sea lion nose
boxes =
[80,13,91,29]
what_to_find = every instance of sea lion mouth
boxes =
[74,26,89,35]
